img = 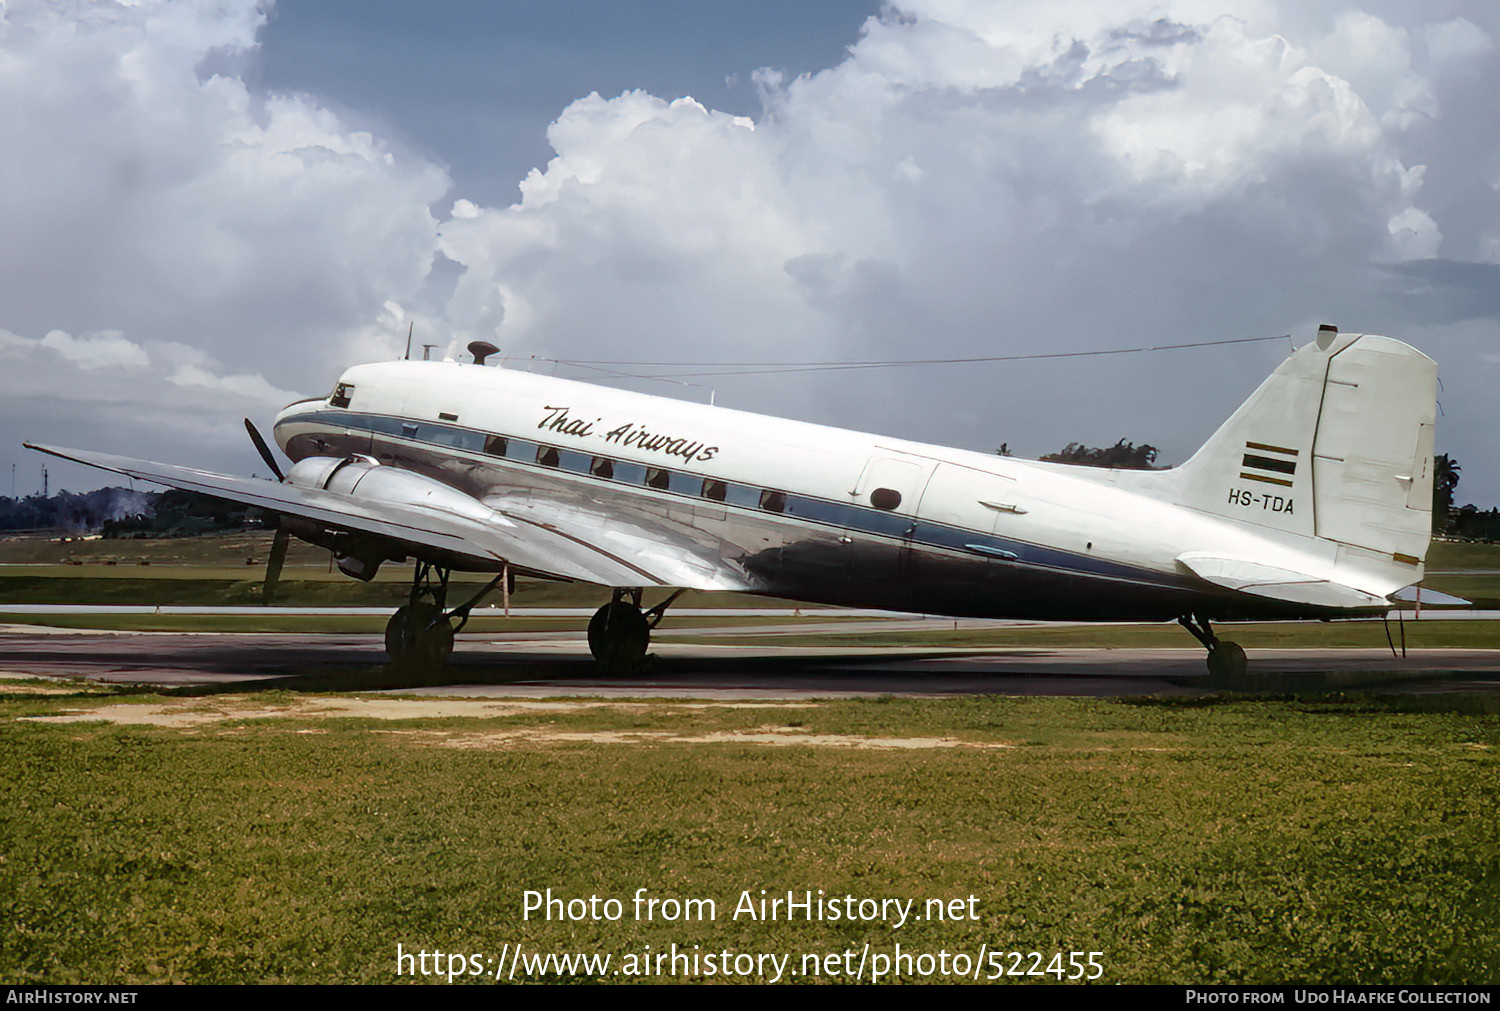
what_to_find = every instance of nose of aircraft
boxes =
[271,394,322,456]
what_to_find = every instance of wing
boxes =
[25,443,754,591]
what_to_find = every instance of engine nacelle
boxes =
[282,456,503,578]
[283,455,356,493]
[285,455,495,525]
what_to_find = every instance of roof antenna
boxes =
[403,321,414,360]
[422,343,439,361]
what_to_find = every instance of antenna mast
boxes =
[404,321,414,361]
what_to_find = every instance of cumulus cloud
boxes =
[0,0,448,481]
[0,325,301,484]
[0,0,447,385]
[432,0,1497,496]
[1426,17,1492,68]
[38,330,150,371]
[1,0,1497,502]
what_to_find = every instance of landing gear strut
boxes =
[587,588,684,673]
[1179,613,1248,679]
[384,561,503,678]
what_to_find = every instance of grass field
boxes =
[0,531,331,567]
[3,534,1497,985]
[3,533,1498,609]
[0,686,1494,985]
[0,571,798,610]
[1428,540,1500,571]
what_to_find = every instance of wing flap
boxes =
[488,493,753,592]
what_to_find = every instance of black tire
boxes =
[1206,641,1248,679]
[385,605,413,662]
[587,601,650,673]
[417,618,455,672]
[386,601,443,669]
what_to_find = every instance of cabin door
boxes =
[846,454,935,598]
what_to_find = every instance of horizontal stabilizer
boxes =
[1387,585,1472,606]
[1177,552,1387,609]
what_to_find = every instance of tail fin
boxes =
[1175,330,1437,570]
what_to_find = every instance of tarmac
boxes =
[2,625,1498,698]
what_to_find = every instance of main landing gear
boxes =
[1178,613,1248,679]
[385,561,503,678]
[587,588,684,674]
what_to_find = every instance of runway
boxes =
[3,628,1499,698]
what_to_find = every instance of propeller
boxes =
[264,527,289,605]
[244,418,285,482]
[245,418,289,604]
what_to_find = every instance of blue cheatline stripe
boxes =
[281,409,1189,591]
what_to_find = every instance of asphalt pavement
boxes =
[3,627,1497,698]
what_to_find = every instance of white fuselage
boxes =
[270,359,1379,620]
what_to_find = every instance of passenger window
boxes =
[725,484,760,508]
[701,479,726,502]
[428,426,468,448]
[484,435,508,456]
[645,468,670,490]
[870,487,902,511]
[330,383,353,408]
[536,446,560,468]
[759,490,786,513]
[591,457,614,479]
[558,450,591,473]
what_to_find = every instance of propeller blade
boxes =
[263,527,289,605]
[244,418,285,482]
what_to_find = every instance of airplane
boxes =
[26,324,1447,679]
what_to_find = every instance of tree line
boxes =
[1433,454,1499,540]
[0,488,266,537]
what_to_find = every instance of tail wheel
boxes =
[587,601,650,673]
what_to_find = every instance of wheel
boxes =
[416,617,455,671]
[385,605,413,661]
[587,601,650,673]
[385,601,443,669]
[1206,640,1248,679]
